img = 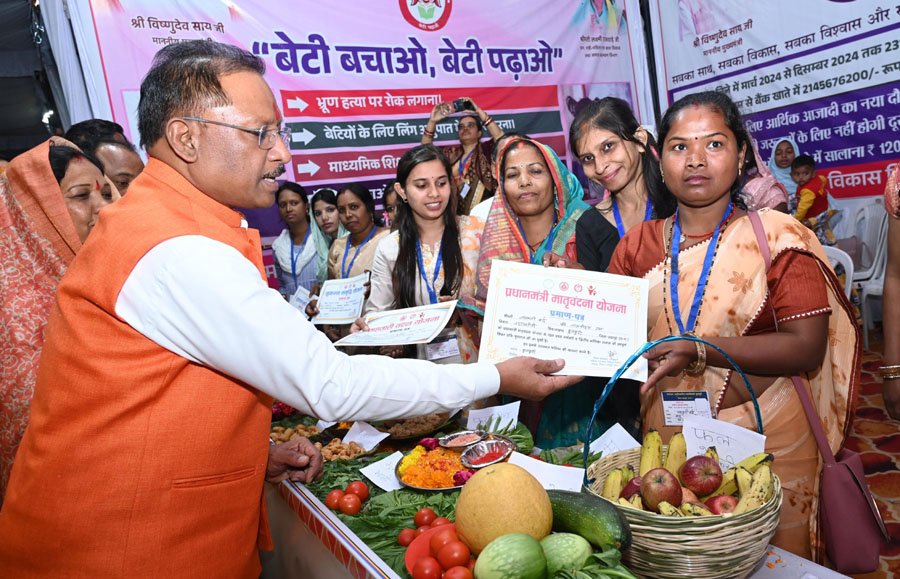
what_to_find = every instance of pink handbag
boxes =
[749,211,887,573]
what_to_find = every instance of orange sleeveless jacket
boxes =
[0,159,273,577]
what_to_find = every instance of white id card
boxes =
[459,182,471,199]
[424,332,460,361]
[661,391,713,426]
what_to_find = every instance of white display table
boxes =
[262,481,848,579]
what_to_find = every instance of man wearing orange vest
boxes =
[0,40,578,576]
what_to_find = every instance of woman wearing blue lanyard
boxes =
[608,91,859,560]
[272,182,318,298]
[570,97,675,272]
[363,145,482,361]
[326,183,387,281]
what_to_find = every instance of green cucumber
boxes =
[540,532,593,575]
[473,533,548,579]
[546,489,632,551]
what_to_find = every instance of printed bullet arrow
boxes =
[287,97,309,112]
[291,127,316,145]
[296,160,320,176]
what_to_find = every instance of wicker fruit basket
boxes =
[586,445,782,579]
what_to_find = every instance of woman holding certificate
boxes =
[608,91,859,559]
[465,137,596,448]
[363,145,483,361]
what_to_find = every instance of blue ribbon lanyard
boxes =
[458,148,476,181]
[341,226,377,279]
[290,226,311,285]
[669,201,732,335]
[612,198,655,238]
[515,214,559,265]
[416,239,443,304]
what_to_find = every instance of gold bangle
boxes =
[685,340,707,376]
[883,373,900,381]
[879,364,900,375]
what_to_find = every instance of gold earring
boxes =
[660,171,665,183]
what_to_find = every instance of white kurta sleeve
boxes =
[115,235,499,421]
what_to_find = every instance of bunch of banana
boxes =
[617,495,645,510]
[732,465,775,514]
[657,501,684,517]
[704,452,774,499]
[638,429,662,476]
[681,502,714,517]
[601,464,636,500]
[704,446,720,464]
[663,432,687,474]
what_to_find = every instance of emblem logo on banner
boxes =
[400,0,453,31]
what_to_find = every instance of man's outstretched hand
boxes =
[496,357,582,401]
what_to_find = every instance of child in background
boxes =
[791,154,835,246]
[791,155,829,221]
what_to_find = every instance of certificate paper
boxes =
[311,273,369,325]
[480,261,649,380]
[333,301,457,347]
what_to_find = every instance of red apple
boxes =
[640,468,682,512]
[704,494,739,514]
[620,476,642,499]
[680,487,699,505]
[679,455,723,496]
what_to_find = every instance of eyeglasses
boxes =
[179,117,291,150]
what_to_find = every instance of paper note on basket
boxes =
[589,423,641,456]
[312,273,369,325]
[480,261,649,379]
[359,451,404,492]
[508,452,583,491]
[342,421,390,452]
[466,401,520,432]
[682,415,766,470]
[334,301,457,347]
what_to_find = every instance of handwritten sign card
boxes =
[589,423,641,456]
[342,421,390,452]
[480,261,649,379]
[334,301,457,347]
[359,451,404,492]
[466,401,520,432]
[508,452,583,491]
[682,415,766,470]
[312,273,369,325]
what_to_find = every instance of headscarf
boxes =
[307,203,347,284]
[462,138,589,313]
[742,137,788,211]
[1,137,82,500]
[766,136,800,196]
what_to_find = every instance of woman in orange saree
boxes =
[0,138,116,502]
[609,92,859,561]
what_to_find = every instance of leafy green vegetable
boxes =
[474,418,535,455]
[552,548,638,579]
[539,446,603,468]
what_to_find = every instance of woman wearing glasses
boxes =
[421,97,504,215]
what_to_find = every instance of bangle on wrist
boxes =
[483,116,494,127]
[423,128,436,138]
[684,339,707,376]
[879,364,900,374]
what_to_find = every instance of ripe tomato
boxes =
[411,556,442,579]
[397,528,417,547]
[444,566,474,579]
[413,507,436,528]
[324,489,344,510]
[338,492,362,516]
[430,516,451,527]
[345,481,369,502]
[415,524,431,536]
[429,527,458,558]
[437,541,471,570]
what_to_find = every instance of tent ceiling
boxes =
[0,0,53,160]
